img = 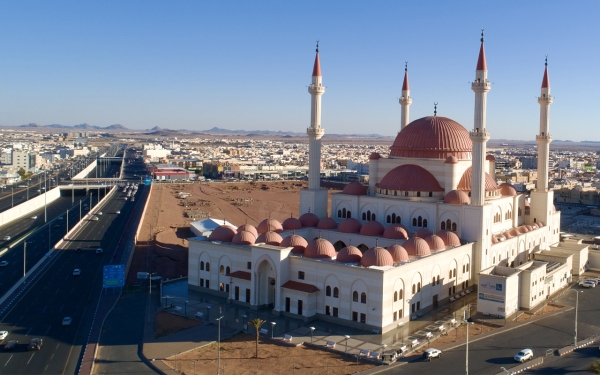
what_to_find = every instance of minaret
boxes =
[536,58,552,192]
[300,42,328,218]
[399,62,412,130]
[469,30,491,206]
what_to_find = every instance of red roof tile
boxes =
[477,42,487,71]
[281,280,320,293]
[228,270,251,281]
[541,65,550,88]
[312,52,321,77]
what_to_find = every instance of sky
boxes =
[0,1,598,141]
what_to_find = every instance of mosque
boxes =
[188,35,588,334]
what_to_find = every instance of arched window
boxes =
[417,191,421,197]
[353,291,358,302]
[338,209,342,218]
[347,211,351,218]
[453,269,456,277]
[399,289,403,299]
[423,219,428,228]
[226,266,230,275]
[367,210,372,221]
[429,192,433,197]
[395,216,401,224]
[441,221,446,230]
[518,207,522,216]
[200,261,204,271]
[405,191,409,196]
[362,212,367,220]
[394,291,398,301]
[413,218,417,226]
[412,284,416,294]
[387,215,391,223]
[493,256,496,263]
[361,292,367,304]
[418,216,423,227]
[466,264,470,272]
[432,277,435,286]
[206,262,210,272]
[417,282,421,292]
[372,214,376,221]
[326,286,331,296]
[452,223,457,231]
[220,265,225,275]
[343,208,347,218]
[449,270,452,279]
[462,265,465,273]
[392,213,396,223]
[447,219,451,229]
[333,287,339,298]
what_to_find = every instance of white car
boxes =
[0,261,8,267]
[115,210,121,214]
[31,216,38,220]
[514,349,533,363]
[579,280,596,288]
[62,317,72,326]
[73,269,81,276]
[97,212,103,216]
[422,348,442,361]
[0,331,8,340]
[3,236,10,241]
[95,248,103,254]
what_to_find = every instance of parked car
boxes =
[31,216,38,220]
[115,210,121,214]
[0,261,8,267]
[73,269,81,276]
[579,280,596,288]
[3,236,10,241]
[0,331,8,340]
[27,338,42,351]
[514,349,533,363]
[62,317,72,326]
[97,211,103,216]
[96,248,103,254]
[4,340,17,350]
[422,348,442,361]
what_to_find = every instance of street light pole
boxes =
[216,316,224,375]
[464,311,474,375]
[270,322,276,339]
[570,289,582,347]
[23,241,26,277]
[344,335,350,353]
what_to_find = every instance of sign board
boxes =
[143,177,152,186]
[137,272,149,279]
[103,264,125,288]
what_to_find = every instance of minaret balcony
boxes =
[471,81,491,92]
[308,85,325,94]
[399,97,412,105]
[536,134,552,142]
[537,96,553,104]
[307,127,325,139]
[469,129,490,141]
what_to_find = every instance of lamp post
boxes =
[23,241,28,277]
[464,311,474,375]
[309,327,315,344]
[270,322,276,339]
[242,314,247,332]
[185,300,188,316]
[216,316,224,375]
[11,187,13,207]
[344,335,350,353]
[206,305,211,321]
[381,343,387,357]
[570,289,582,347]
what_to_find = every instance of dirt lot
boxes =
[155,312,203,338]
[163,333,376,375]
[128,180,335,284]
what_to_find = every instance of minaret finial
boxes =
[480,28,484,43]
[316,40,319,53]
[434,102,438,116]
[545,55,548,67]
[404,61,408,72]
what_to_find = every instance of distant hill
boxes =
[17,123,129,130]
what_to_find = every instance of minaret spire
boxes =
[312,41,322,77]
[536,57,553,192]
[469,29,491,207]
[399,61,412,130]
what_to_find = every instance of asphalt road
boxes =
[383,284,600,375]
[0,191,139,375]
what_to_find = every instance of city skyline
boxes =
[0,1,598,141]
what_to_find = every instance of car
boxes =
[96,248,103,254]
[0,261,8,267]
[514,349,534,363]
[579,280,596,288]
[62,317,72,326]
[31,216,38,220]
[0,331,8,340]
[3,236,10,241]
[97,211,103,216]
[73,269,81,276]
[76,247,82,253]
[27,338,42,351]
[115,210,121,214]
[423,348,442,361]
[4,340,17,350]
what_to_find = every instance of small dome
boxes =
[457,166,500,192]
[486,154,496,162]
[383,224,409,239]
[342,181,368,196]
[402,237,431,257]
[387,244,409,262]
[360,221,385,236]
[361,247,394,267]
[256,231,283,245]
[378,164,444,192]
[425,235,446,251]
[499,183,517,197]
[336,246,362,263]
[526,225,534,231]
[518,226,529,234]
[414,228,433,238]
[509,228,520,237]
[338,218,362,233]
[280,234,308,254]
[538,222,545,227]
[444,190,471,205]
[445,155,458,164]
[491,236,499,244]
[503,231,512,239]
[369,152,381,160]
[232,230,256,245]
[237,224,258,238]
[304,238,336,259]
[257,218,283,234]
[317,217,338,230]
[208,225,237,242]
[299,212,320,227]
[436,230,461,246]
[282,217,303,230]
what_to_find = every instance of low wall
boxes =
[72,160,97,180]
[0,187,61,227]
[134,183,153,244]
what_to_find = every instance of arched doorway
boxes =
[255,258,277,308]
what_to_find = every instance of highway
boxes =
[0,187,143,375]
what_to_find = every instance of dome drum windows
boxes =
[386,213,401,224]
[412,216,428,228]
[337,207,352,219]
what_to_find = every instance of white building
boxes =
[188,37,585,333]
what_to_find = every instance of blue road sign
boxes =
[103,264,125,288]
[143,177,152,186]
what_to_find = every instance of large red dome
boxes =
[390,116,472,159]
[377,164,443,192]
[457,166,499,192]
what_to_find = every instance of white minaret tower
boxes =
[399,62,412,130]
[469,30,491,206]
[536,58,552,192]
[300,42,328,218]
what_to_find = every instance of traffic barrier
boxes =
[492,357,543,375]
[0,187,60,227]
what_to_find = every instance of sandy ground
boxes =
[162,334,376,375]
[155,312,203,338]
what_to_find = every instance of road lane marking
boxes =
[45,326,51,334]
[27,353,34,364]
[41,306,47,314]
[45,364,49,371]
[59,304,64,311]
[70,288,75,294]
[4,354,12,366]
[26,327,32,336]
[55,288,60,295]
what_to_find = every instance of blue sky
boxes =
[0,1,597,141]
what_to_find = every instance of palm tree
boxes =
[589,359,600,374]
[249,318,266,358]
